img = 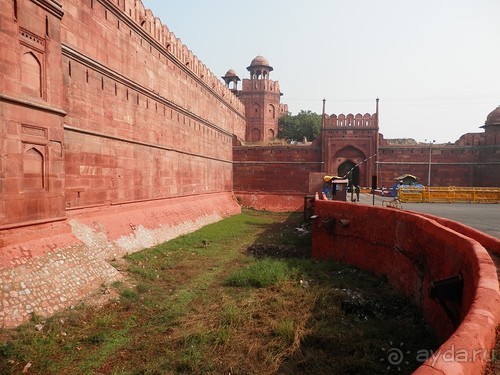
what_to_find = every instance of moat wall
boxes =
[0,192,240,327]
[312,199,500,374]
[0,0,244,326]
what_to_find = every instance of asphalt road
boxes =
[358,193,499,239]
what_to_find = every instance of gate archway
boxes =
[338,161,360,186]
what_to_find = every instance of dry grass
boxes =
[0,210,438,374]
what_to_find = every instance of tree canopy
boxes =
[278,110,322,142]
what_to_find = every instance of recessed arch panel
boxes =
[23,147,44,190]
[21,52,42,98]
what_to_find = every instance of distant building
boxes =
[230,57,500,189]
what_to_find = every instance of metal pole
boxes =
[321,98,326,172]
[426,140,435,186]
[375,98,380,189]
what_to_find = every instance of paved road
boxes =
[358,193,499,239]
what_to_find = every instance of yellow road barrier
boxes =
[398,187,500,203]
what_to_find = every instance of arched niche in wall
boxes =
[338,114,345,126]
[251,128,261,142]
[23,146,45,190]
[363,113,372,126]
[346,114,354,126]
[355,113,363,126]
[21,51,42,98]
[267,129,275,140]
[267,104,276,119]
[251,103,261,118]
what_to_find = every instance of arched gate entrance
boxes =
[338,161,360,186]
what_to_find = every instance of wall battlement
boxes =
[74,0,245,117]
[241,78,282,94]
[324,113,378,128]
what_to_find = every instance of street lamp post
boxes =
[426,139,435,186]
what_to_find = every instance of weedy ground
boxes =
[0,210,439,374]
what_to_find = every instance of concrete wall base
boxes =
[0,192,240,328]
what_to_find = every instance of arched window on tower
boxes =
[267,129,275,140]
[251,103,260,118]
[267,104,276,119]
[251,128,261,142]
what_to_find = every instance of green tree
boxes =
[278,110,321,142]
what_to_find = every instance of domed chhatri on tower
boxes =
[247,55,273,80]
[221,69,241,93]
[480,105,500,145]
[484,105,500,126]
[249,55,271,67]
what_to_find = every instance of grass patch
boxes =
[225,258,293,288]
[220,303,244,327]
[0,210,438,374]
[274,318,296,344]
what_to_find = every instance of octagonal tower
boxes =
[235,56,286,142]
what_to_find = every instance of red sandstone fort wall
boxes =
[1,0,246,228]
[378,143,500,188]
[60,0,244,208]
[0,0,66,226]
[0,0,498,329]
[233,145,322,193]
[233,140,499,206]
[0,0,245,326]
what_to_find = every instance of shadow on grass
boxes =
[241,211,439,375]
[0,209,439,375]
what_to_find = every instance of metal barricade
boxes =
[398,187,500,203]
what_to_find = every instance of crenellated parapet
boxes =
[279,103,289,115]
[95,0,244,114]
[241,79,282,93]
[324,113,378,128]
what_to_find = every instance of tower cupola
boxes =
[247,55,273,80]
[221,69,240,93]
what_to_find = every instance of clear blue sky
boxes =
[141,0,499,144]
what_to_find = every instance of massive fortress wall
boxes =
[0,0,245,326]
[61,0,245,209]
[1,0,246,227]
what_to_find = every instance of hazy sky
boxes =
[140,0,499,143]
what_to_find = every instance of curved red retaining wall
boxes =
[311,200,499,375]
